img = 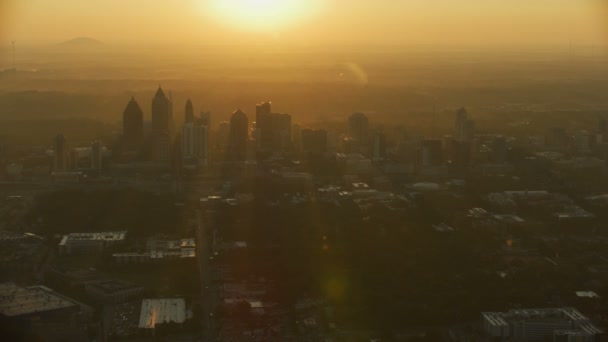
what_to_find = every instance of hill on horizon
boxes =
[59,37,104,47]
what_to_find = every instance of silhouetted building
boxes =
[255,102,271,146]
[91,141,102,170]
[372,132,387,160]
[419,139,443,167]
[54,134,68,172]
[254,102,291,153]
[301,129,327,155]
[573,130,592,155]
[217,121,230,150]
[182,123,208,168]
[199,111,211,128]
[349,112,370,153]
[122,97,144,151]
[185,98,194,124]
[273,113,292,152]
[455,107,475,141]
[228,109,248,161]
[449,140,471,170]
[151,87,173,164]
[292,123,302,152]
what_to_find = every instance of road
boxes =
[196,208,219,341]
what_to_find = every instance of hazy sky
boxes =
[1,0,606,46]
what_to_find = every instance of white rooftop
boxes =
[59,231,127,245]
[138,298,186,329]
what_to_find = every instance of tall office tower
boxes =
[91,141,102,170]
[449,140,471,169]
[199,111,211,128]
[122,97,144,150]
[182,123,208,167]
[372,133,387,161]
[54,134,68,172]
[185,98,194,124]
[301,129,328,155]
[152,87,173,134]
[256,101,272,148]
[348,112,370,153]
[455,107,475,141]
[151,87,174,163]
[292,123,302,152]
[217,121,230,149]
[275,113,292,152]
[256,101,271,127]
[419,139,443,167]
[573,130,592,155]
[229,109,249,161]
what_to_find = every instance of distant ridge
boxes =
[59,37,103,47]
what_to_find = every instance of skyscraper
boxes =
[199,111,211,128]
[256,101,272,148]
[152,87,173,134]
[256,101,271,126]
[185,98,194,124]
[217,121,230,150]
[274,113,292,152]
[229,109,249,161]
[292,123,302,152]
[348,112,370,154]
[455,107,475,142]
[122,97,144,150]
[151,86,174,163]
[372,132,387,161]
[91,141,102,170]
[182,123,208,168]
[419,139,443,167]
[54,134,68,172]
[301,128,328,155]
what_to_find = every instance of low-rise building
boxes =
[481,307,603,341]
[85,279,143,304]
[112,237,196,264]
[58,231,127,255]
[0,283,91,321]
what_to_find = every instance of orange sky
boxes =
[1,0,606,46]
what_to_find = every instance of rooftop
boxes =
[59,231,127,246]
[0,283,79,317]
[138,298,186,329]
[86,279,142,295]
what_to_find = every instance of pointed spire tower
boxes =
[123,96,144,150]
[185,98,194,124]
[151,85,174,164]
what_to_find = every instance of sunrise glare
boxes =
[209,0,322,31]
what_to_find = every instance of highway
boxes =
[196,208,218,341]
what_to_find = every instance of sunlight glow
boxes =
[210,0,322,32]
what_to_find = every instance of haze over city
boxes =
[1,1,608,342]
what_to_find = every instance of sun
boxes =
[210,0,320,32]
